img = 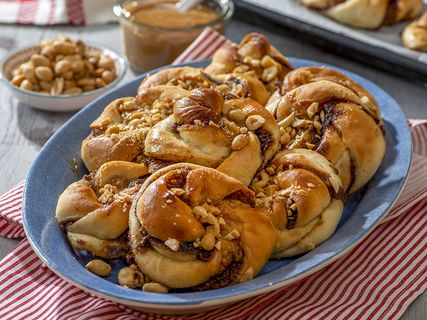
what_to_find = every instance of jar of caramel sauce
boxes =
[114,0,234,72]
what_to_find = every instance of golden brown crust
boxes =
[279,66,380,122]
[205,33,293,93]
[60,32,387,291]
[138,66,213,93]
[173,88,223,124]
[301,0,422,29]
[212,73,270,105]
[129,163,275,289]
[55,161,149,258]
[267,67,385,193]
[402,12,427,51]
[383,0,422,25]
[144,88,280,185]
[81,86,189,171]
[82,132,144,173]
[251,149,344,258]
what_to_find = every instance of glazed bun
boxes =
[81,85,189,171]
[55,161,149,259]
[129,163,275,290]
[251,149,345,258]
[144,88,280,185]
[267,66,385,193]
[205,33,293,93]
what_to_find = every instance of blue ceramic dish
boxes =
[23,58,411,314]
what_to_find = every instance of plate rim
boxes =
[22,58,412,310]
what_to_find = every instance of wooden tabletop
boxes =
[0,16,426,319]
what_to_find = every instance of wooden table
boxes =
[0,16,426,319]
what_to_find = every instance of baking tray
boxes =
[235,0,427,80]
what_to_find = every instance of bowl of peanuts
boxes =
[1,35,127,112]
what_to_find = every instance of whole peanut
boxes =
[35,66,54,82]
[101,70,115,84]
[63,87,82,95]
[50,77,64,95]
[22,65,37,84]
[85,259,111,277]
[11,74,25,86]
[20,79,33,91]
[62,71,74,80]
[10,36,117,95]
[95,78,106,88]
[54,60,71,74]
[39,81,52,91]
[98,56,114,70]
[31,54,51,67]
[52,41,77,55]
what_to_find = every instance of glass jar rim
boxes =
[113,0,234,31]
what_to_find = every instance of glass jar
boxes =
[114,0,234,73]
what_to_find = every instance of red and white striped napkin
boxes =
[0,0,116,25]
[1,29,427,320]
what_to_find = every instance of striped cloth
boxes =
[1,28,427,320]
[0,0,116,25]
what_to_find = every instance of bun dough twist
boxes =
[402,12,427,51]
[137,67,213,93]
[139,66,269,105]
[210,73,270,105]
[55,161,149,259]
[251,149,345,258]
[205,33,293,93]
[301,0,422,29]
[129,163,275,290]
[144,88,281,185]
[267,66,385,193]
[81,85,189,171]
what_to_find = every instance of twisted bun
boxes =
[267,67,385,193]
[55,161,149,258]
[138,66,213,93]
[173,88,223,125]
[301,0,422,29]
[129,163,275,290]
[251,149,345,258]
[205,33,293,92]
[144,88,280,185]
[81,86,189,171]
[66,33,387,291]
[402,12,427,51]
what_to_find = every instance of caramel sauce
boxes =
[120,1,224,72]
[129,5,218,28]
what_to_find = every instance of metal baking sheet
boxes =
[236,0,427,80]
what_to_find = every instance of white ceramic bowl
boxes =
[0,43,127,112]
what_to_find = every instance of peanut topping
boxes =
[193,206,208,218]
[246,115,265,131]
[239,127,249,134]
[307,102,319,118]
[171,187,186,196]
[228,108,246,121]
[231,134,249,151]
[200,231,216,251]
[164,238,180,251]
[278,112,295,128]
[224,229,240,240]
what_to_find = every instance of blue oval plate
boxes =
[23,58,411,314]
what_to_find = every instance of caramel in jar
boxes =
[115,0,233,72]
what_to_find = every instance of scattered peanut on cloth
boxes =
[10,35,117,95]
